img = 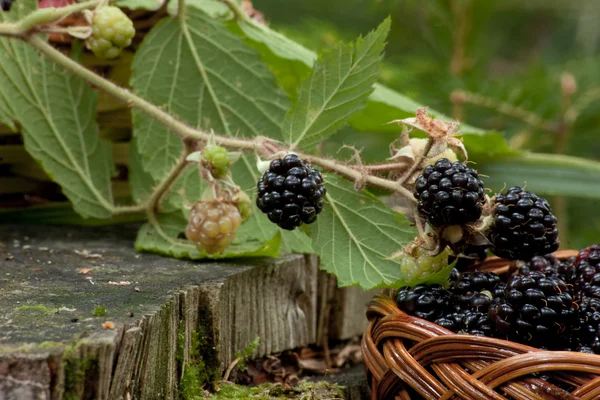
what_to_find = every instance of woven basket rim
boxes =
[362,250,600,400]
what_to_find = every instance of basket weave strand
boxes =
[362,252,600,400]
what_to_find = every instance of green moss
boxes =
[38,341,64,349]
[93,305,106,317]
[234,336,260,373]
[179,323,221,399]
[14,304,55,314]
[208,381,346,399]
[62,345,97,400]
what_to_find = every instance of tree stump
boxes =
[0,224,372,399]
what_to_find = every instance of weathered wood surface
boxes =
[0,224,371,399]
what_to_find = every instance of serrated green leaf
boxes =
[224,13,497,149]
[0,29,114,218]
[479,152,600,199]
[312,174,417,289]
[135,212,280,259]
[283,18,390,149]
[130,6,289,184]
[280,230,313,254]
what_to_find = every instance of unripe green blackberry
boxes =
[202,146,231,179]
[87,6,135,60]
[185,200,242,254]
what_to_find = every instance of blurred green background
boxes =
[254,0,600,250]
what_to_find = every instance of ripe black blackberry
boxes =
[451,271,503,312]
[396,284,452,321]
[1,0,12,11]
[573,297,600,348]
[572,245,600,294]
[449,244,489,271]
[489,186,559,261]
[256,154,325,230]
[414,158,486,227]
[518,254,576,291]
[434,310,492,336]
[489,271,575,344]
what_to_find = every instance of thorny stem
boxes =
[21,35,419,208]
[0,0,100,37]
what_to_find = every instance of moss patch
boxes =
[206,381,346,399]
[62,345,97,400]
[178,322,221,399]
[92,305,106,317]
[14,304,56,314]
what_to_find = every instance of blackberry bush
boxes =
[202,146,231,179]
[256,154,325,230]
[414,158,486,227]
[489,186,559,261]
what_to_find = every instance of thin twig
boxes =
[222,358,240,381]
[0,0,99,37]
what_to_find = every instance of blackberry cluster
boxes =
[572,245,600,295]
[519,254,576,287]
[256,154,325,230]
[451,271,502,312]
[490,271,575,344]
[414,158,486,227]
[434,311,492,336]
[489,186,559,261]
[396,244,600,353]
[395,284,451,321]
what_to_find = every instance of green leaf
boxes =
[167,0,236,17]
[312,174,417,289]
[283,18,390,149]
[116,0,165,11]
[479,152,600,199]
[128,137,155,204]
[0,37,114,218]
[135,212,280,259]
[130,6,289,184]
[223,12,502,152]
[280,230,313,254]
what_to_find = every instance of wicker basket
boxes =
[361,251,600,400]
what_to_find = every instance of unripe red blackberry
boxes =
[414,158,486,227]
[185,200,242,254]
[256,154,325,230]
[489,187,559,261]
